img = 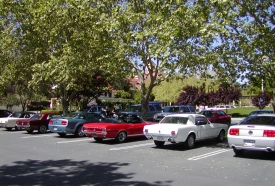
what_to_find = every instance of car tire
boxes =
[233,148,244,156]
[38,125,47,134]
[184,134,195,149]
[216,130,225,142]
[26,129,34,134]
[15,126,19,131]
[5,127,12,131]
[74,125,84,137]
[94,137,103,142]
[115,131,127,143]
[154,140,165,147]
[58,133,66,137]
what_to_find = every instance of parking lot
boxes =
[0,124,275,186]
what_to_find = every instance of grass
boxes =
[223,107,273,118]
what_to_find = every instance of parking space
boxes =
[1,127,275,186]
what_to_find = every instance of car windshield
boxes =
[125,106,141,112]
[160,116,188,124]
[163,107,179,112]
[65,112,81,118]
[239,116,275,126]
[249,110,273,116]
[30,114,43,119]
[198,111,213,118]
[9,112,23,117]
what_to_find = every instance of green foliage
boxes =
[114,90,131,99]
[0,94,20,111]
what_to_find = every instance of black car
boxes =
[153,105,196,122]
[0,109,12,118]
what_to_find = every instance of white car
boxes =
[228,114,275,156]
[0,112,36,130]
[143,114,228,149]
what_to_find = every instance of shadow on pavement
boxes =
[0,159,172,186]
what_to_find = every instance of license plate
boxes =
[93,133,97,137]
[53,127,57,131]
[157,136,164,141]
[244,139,255,146]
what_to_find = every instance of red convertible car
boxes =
[16,113,62,134]
[82,114,157,143]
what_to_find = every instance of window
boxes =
[240,116,275,126]
[160,116,188,124]
[195,116,208,125]
[148,105,155,112]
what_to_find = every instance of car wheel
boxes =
[216,130,225,142]
[58,133,66,137]
[15,126,19,131]
[38,125,47,134]
[26,129,34,134]
[94,137,103,142]
[184,134,195,149]
[154,140,165,147]
[5,127,12,131]
[115,131,127,143]
[74,125,84,137]
[233,148,244,156]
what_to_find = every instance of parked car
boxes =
[228,114,275,156]
[82,113,157,143]
[0,109,12,118]
[153,105,196,122]
[48,112,104,137]
[248,110,273,116]
[119,102,162,121]
[0,111,36,131]
[15,113,62,133]
[143,114,228,149]
[198,109,231,126]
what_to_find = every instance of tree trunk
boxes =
[140,83,148,121]
[61,97,69,115]
[272,80,275,113]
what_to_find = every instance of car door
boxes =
[131,116,145,136]
[147,105,156,120]
[216,111,227,124]
[196,116,216,139]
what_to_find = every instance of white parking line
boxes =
[188,149,231,160]
[57,139,92,143]
[110,143,153,150]
[21,134,56,138]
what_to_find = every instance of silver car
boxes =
[228,114,275,156]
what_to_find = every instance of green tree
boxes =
[212,0,275,111]
[0,0,130,114]
[109,1,218,120]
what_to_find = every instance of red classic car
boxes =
[82,114,157,143]
[16,113,63,134]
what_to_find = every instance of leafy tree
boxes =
[251,92,272,110]
[212,0,275,111]
[0,94,20,111]
[176,86,199,106]
[109,1,218,120]
[0,0,130,114]
[215,83,242,105]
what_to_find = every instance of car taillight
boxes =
[61,120,68,125]
[49,120,53,125]
[263,130,275,137]
[171,131,176,135]
[144,129,148,133]
[229,128,239,136]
